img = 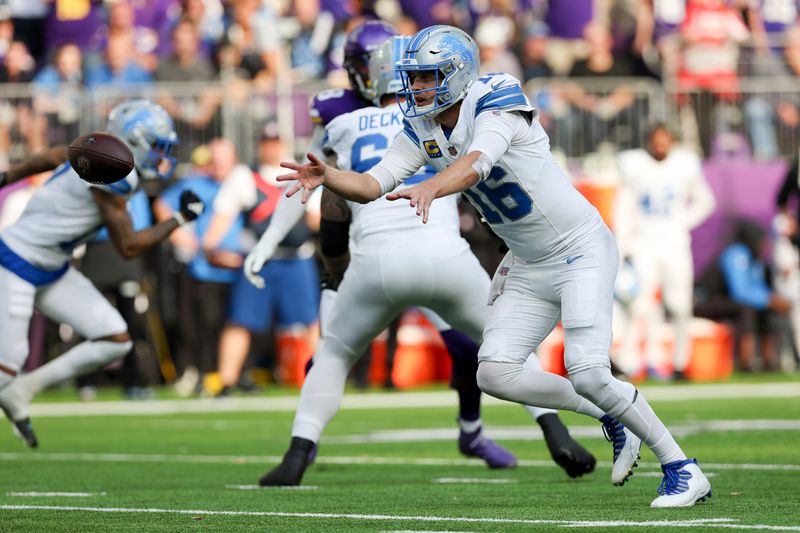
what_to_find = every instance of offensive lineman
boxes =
[0,100,205,447]
[255,35,596,486]
[278,25,711,508]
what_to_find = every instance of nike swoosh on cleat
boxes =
[565,255,584,264]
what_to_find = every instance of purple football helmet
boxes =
[344,20,398,99]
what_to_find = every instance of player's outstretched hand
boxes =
[277,152,327,204]
[386,183,436,224]
[243,242,276,289]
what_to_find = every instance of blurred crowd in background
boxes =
[1,0,800,399]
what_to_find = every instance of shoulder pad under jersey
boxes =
[310,88,368,127]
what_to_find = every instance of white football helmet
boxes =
[396,25,480,118]
[106,99,179,180]
[365,36,411,106]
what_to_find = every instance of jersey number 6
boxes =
[463,166,533,224]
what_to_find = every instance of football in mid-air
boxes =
[67,132,135,185]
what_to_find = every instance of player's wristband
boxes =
[172,212,188,226]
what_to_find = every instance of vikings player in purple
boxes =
[246,21,596,484]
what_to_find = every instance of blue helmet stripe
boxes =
[402,119,420,147]
[475,85,524,112]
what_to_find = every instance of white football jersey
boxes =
[0,163,140,270]
[401,73,603,263]
[324,102,464,252]
[617,147,714,247]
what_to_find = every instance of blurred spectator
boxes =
[678,0,749,156]
[397,0,454,30]
[694,220,792,372]
[8,0,47,62]
[78,189,154,398]
[204,129,319,392]
[776,150,800,226]
[745,26,800,160]
[553,23,643,154]
[0,9,13,61]
[519,21,552,82]
[634,0,687,77]
[746,0,800,52]
[542,0,597,75]
[163,0,224,60]
[33,43,83,145]
[88,0,169,73]
[615,124,716,379]
[771,212,800,370]
[218,0,282,85]
[0,41,42,159]
[153,143,244,395]
[85,31,153,89]
[43,0,104,57]
[475,15,523,80]
[286,0,335,81]
[155,17,220,161]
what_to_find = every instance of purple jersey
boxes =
[309,88,368,127]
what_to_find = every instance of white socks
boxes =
[618,392,687,465]
[292,350,351,443]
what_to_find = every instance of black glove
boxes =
[177,190,205,224]
[0,171,7,188]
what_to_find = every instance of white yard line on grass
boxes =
[432,478,516,484]
[1,506,799,531]
[23,382,800,417]
[225,485,318,491]
[1,452,799,472]
[7,492,105,497]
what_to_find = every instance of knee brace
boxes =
[569,364,636,418]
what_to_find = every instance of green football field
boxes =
[1,380,799,532]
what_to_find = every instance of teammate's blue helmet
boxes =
[365,36,411,106]
[106,99,179,180]
[396,25,480,118]
[344,20,399,99]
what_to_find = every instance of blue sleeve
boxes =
[719,245,771,309]
[474,85,527,117]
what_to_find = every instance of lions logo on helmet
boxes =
[106,99,179,180]
[396,25,480,118]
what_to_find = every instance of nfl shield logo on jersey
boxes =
[448,146,457,156]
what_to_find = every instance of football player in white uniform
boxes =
[254,36,596,486]
[616,124,715,379]
[278,26,711,508]
[0,100,205,447]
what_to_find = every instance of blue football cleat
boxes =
[651,458,712,508]
[601,415,641,486]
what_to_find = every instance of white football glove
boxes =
[243,243,276,289]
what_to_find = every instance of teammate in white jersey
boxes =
[278,26,711,508]
[0,100,205,447]
[616,124,715,379]
[257,36,595,486]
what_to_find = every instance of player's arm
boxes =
[387,111,523,223]
[684,165,716,231]
[278,134,424,205]
[319,188,352,287]
[0,146,68,188]
[92,187,204,259]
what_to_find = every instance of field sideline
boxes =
[1,380,799,531]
